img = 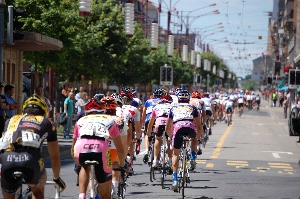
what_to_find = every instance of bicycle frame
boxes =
[14,171,60,199]
[85,160,99,199]
[178,136,191,198]
[112,167,127,199]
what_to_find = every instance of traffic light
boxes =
[288,69,300,88]
[7,5,25,45]
[160,66,166,82]
[196,74,201,83]
[166,67,173,82]
[267,77,272,84]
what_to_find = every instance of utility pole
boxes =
[0,0,5,82]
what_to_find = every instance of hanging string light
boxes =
[182,45,188,62]
[79,0,91,16]
[125,3,134,37]
[190,50,195,65]
[167,35,174,57]
[151,22,158,49]
[196,53,201,68]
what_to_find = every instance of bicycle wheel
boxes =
[181,151,187,198]
[149,146,155,182]
[160,136,166,188]
[118,172,126,199]
[22,187,32,199]
[227,115,230,126]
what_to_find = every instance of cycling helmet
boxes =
[94,93,105,101]
[154,88,164,98]
[160,93,173,103]
[176,90,190,102]
[120,87,134,101]
[100,96,118,110]
[85,98,106,114]
[203,92,210,98]
[23,94,49,116]
[191,91,201,99]
[121,86,130,93]
[111,93,123,106]
[131,89,137,97]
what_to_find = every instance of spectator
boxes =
[35,86,52,115]
[283,96,288,119]
[106,90,111,97]
[0,82,9,136]
[61,83,70,112]
[75,86,84,101]
[144,91,151,103]
[76,92,88,120]
[272,92,277,107]
[3,85,19,119]
[63,92,74,139]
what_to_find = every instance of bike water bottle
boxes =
[95,193,100,199]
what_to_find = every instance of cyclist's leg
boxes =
[153,132,163,167]
[143,121,150,163]
[79,166,90,197]
[111,149,120,198]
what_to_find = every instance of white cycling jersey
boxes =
[202,97,212,111]
[77,114,114,141]
[122,104,140,122]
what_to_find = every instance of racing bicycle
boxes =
[177,135,191,198]
[112,166,128,199]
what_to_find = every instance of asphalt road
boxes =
[16,98,300,198]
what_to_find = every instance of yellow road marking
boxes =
[252,132,259,135]
[287,172,293,174]
[210,123,233,159]
[206,163,214,168]
[257,167,270,170]
[227,160,248,163]
[278,171,282,174]
[268,163,293,169]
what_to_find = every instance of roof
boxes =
[4,31,63,51]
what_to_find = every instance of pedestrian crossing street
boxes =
[195,159,298,175]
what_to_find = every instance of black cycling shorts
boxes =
[79,152,112,183]
[238,103,244,108]
[226,108,232,113]
[155,125,169,138]
[1,150,45,194]
[172,127,196,149]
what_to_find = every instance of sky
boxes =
[149,0,274,78]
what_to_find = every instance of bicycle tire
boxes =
[181,151,186,198]
[22,188,32,199]
[119,172,126,199]
[149,147,155,182]
[161,136,166,189]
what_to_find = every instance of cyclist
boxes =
[146,93,173,169]
[120,87,141,172]
[71,98,126,199]
[100,96,129,199]
[224,97,234,122]
[237,95,244,116]
[142,88,163,164]
[202,92,215,135]
[165,90,202,191]
[255,94,261,110]
[189,91,205,155]
[0,94,66,199]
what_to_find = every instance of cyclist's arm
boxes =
[48,141,61,179]
[113,135,126,167]
[165,118,173,138]
[141,107,146,125]
[147,115,155,136]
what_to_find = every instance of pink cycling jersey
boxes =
[73,114,120,173]
[151,103,172,133]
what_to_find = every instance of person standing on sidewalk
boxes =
[272,92,277,107]
[3,85,20,119]
[283,96,288,118]
[0,82,9,136]
[63,92,74,139]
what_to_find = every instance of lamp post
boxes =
[0,0,5,82]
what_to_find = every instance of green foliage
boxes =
[243,79,256,91]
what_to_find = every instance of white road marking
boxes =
[263,151,293,158]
